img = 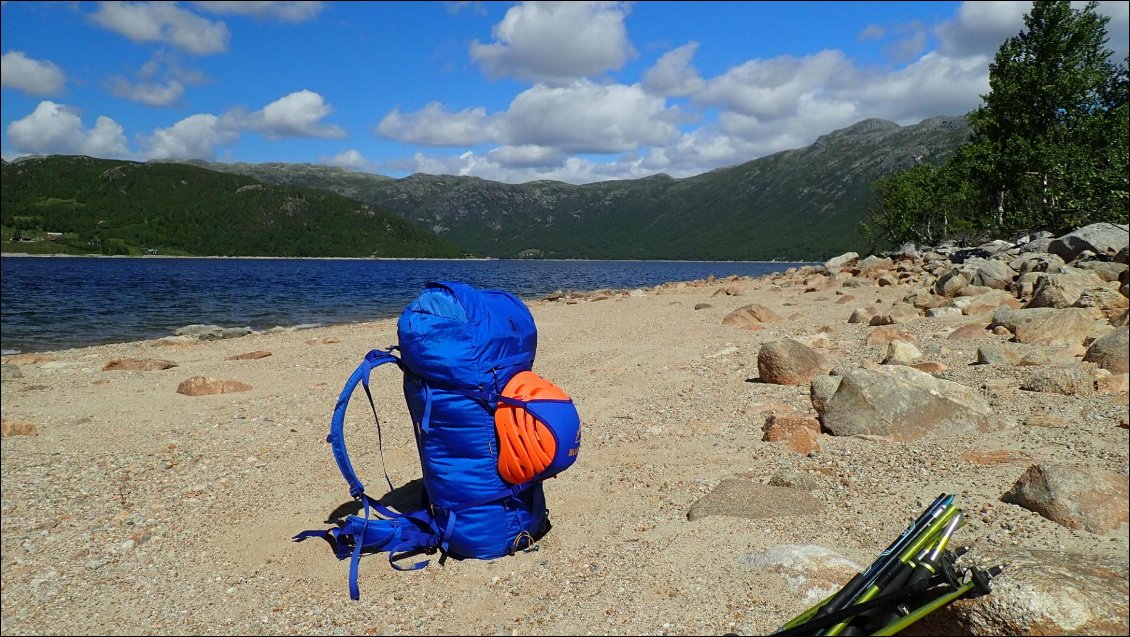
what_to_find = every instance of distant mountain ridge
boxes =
[181,115,971,260]
[0,156,462,258]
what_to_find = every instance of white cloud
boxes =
[191,1,324,22]
[6,101,128,158]
[377,103,499,146]
[858,24,885,41]
[470,1,635,85]
[504,81,681,152]
[486,144,565,168]
[379,81,681,154]
[89,1,230,55]
[698,49,854,119]
[143,113,239,159]
[105,54,209,107]
[1,51,66,96]
[323,148,375,171]
[108,78,185,107]
[642,42,705,97]
[228,90,345,139]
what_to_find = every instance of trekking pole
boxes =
[778,494,953,632]
[860,512,965,632]
[821,503,960,636]
[869,564,1004,636]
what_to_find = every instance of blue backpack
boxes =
[295,281,581,600]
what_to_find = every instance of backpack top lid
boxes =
[397,281,537,390]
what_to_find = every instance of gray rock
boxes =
[809,375,842,413]
[1047,222,1130,261]
[687,479,822,521]
[824,252,859,274]
[174,324,224,340]
[758,339,832,385]
[972,259,1018,290]
[740,545,861,607]
[990,307,1098,347]
[1020,365,1095,396]
[1083,327,1129,373]
[819,365,1009,441]
[1001,464,1129,534]
[917,548,1128,636]
[1026,270,1108,308]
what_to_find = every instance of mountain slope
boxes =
[185,115,970,260]
[0,156,463,258]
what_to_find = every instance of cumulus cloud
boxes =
[1,51,66,96]
[6,101,128,157]
[486,144,565,168]
[142,113,239,159]
[322,148,376,171]
[191,1,325,22]
[227,90,345,138]
[105,54,209,107]
[504,82,681,152]
[470,1,635,84]
[858,24,885,41]
[378,81,681,154]
[642,42,705,97]
[89,1,230,55]
[377,103,500,146]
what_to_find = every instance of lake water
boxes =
[0,256,809,354]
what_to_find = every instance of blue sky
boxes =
[2,1,1127,184]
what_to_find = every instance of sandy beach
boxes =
[2,257,1128,636]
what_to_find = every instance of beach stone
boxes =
[687,480,822,521]
[693,303,712,310]
[1000,464,1130,534]
[1,418,38,437]
[972,259,1018,290]
[176,376,253,396]
[918,548,1129,636]
[722,303,782,329]
[1047,222,1130,261]
[809,375,842,414]
[909,361,947,374]
[881,340,922,365]
[1095,372,1129,394]
[226,350,273,361]
[976,343,1021,366]
[934,269,971,297]
[175,324,224,339]
[1026,270,1107,309]
[740,545,862,607]
[990,307,1097,347]
[823,252,859,274]
[757,339,832,386]
[947,323,989,340]
[1,364,24,381]
[220,327,252,339]
[1083,327,1129,373]
[101,358,178,372]
[1020,366,1095,396]
[926,306,963,318]
[848,306,878,323]
[819,365,1008,441]
[762,412,822,455]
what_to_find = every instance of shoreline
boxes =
[1,251,812,264]
[1,239,1127,635]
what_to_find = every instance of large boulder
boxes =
[1000,464,1129,534]
[818,365,1009,440]
[918,548,1128,636]
[1083,327,1129,373]
[758,339,832,385]
[1025,270,1108,308]
[1047,222,1129,261]
[990,307,1098,347]
[722,303,783,329]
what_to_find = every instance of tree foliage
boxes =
[866,0,1129,246]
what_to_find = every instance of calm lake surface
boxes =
[0,256,809,354]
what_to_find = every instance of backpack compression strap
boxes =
[330,348,400,499]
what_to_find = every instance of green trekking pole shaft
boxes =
[821,504,959,636]
[779,494,952,632]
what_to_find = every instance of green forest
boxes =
[0,156,464,258]
[864,1,1129,246]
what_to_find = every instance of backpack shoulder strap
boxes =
[329,348,401,499]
